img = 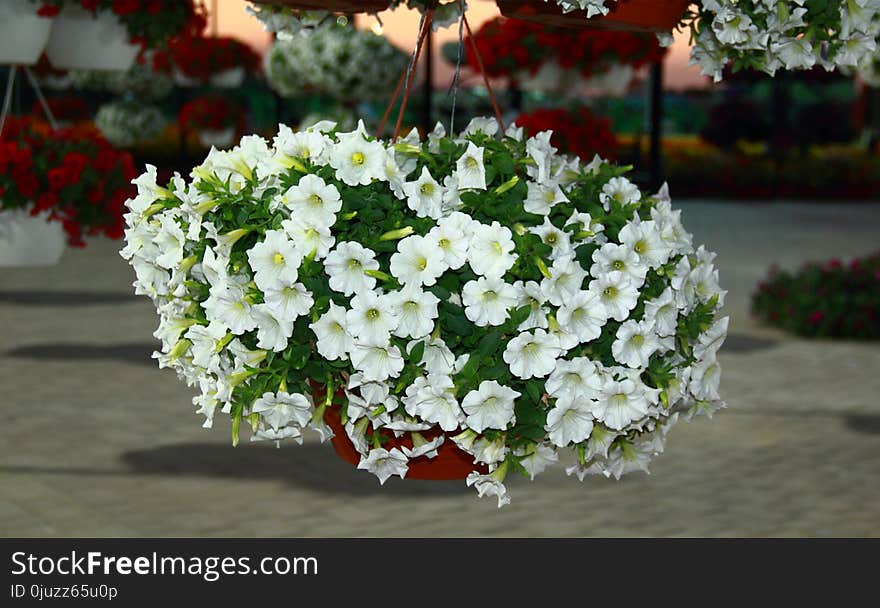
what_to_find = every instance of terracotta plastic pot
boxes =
[0,0,53,66]
[45,6,138,71]
[0,207,65,267]
[498,0,691,32]
[314,384,487,481]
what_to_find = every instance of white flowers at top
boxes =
[503,329,562,379]
[619,220,672,269]
[390,234,447,287]
[390,283,439,339]
[461,381,520,433]
[427,214,470,270]
[329,124,386,186]
[323,241,379,296]
[523,181,568,215]
[612,319,661,369]
[462,276,518,327]
[468,221,517,278]
[282,174,341,227]
[346,291,398,343]
[556,290,607,342]
[587,271,639,322]
[600,176,641,210]
[403,166,445,219]
[541,255,588,307]
[350,339,404,382]
[247,229,302,291]
[310,303,353,360]
[455,142,487,190]
[594,378,651,430]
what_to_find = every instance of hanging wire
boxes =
[24,67,58,132]
[447,0,466,135]
[462,12,505,132]
[377,11,427,139]
[391,9,434,142]
[0,67,18,139]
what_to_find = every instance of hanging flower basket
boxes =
[497,0,690,33]
[164,35,261,87]
[178,95,245,149]
[210,67,246,89]
[44,5,139,71]
[0,207,65,267]
[121,116,728,505]
[0,0,53,66]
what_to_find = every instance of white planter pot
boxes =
[516,63,571,94]
[0,207,66,267]
[173,67,202,87]
[210,67,245,88]
[583,64,635,96]
[198,127,236,149]
[0,0,53,66]
[45,6,138,71]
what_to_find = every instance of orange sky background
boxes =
[213,0,708,91]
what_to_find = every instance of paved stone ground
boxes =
[1,201,879,537]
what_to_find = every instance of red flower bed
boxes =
[0,117,137,246]
[178,95,244,132]
[468,16,666,81]
[159,35,261,81]
[753,251,880,339]
[515,107,618,161]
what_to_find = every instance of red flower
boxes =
[48,166,71,192]
[146,0,163,15]
[80,0,100,11]
[62,151,90,180]
[37,4,60,17]
[13,172,39,199]
[94,148,118,173]
[112,0,143,17]
[807,311,825,324]
[35,192,59,211]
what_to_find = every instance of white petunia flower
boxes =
[461,380,520,433]
[694,316,729,361]
[600,176,641,210]
[523,181,568,215]
[556,290,607,342]
[594,378,650,430]
[455,141,487,190]
[463,116,499,137]
[643,287,679,337]
[253,303,295,352]
[545,397,595,447]
[514,280,548,330]
[281,216,335,260]
[389,283,440,339]
[541,255,588,307]
[546,357,603,402]
[350,338,405,382]
[530,217,573,260]
[587,271,639,322]
[403,374,463,432]
[503,329,562,379]
[357,447,409,484]
[402,435,445,460]
[282,174,341,227]
[525,131,557,183]
[462,276,518,327]
[184,321,227,370]
[427,216,470,270]
[202,285,257,334]
[329,122,386,186]
[251,391,312,430]
[591,242,648,286]
[468,221,517,278]
[690,352,722,401]
[403,166,445,219]
[263,282,314,320]
[516,444,559,480]
[323,241,379,296]
[466,471,510,508]
[619,220,672,269]
[154,214,186,269]
[389,234,448,287]
[247,229,302,291]
[310,302,354,360]
[612,319,661,369]
[346,290,399,343]
[407,336,464,376]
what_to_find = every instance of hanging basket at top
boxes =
[497,0,690,33]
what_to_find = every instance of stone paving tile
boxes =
[1,202,879,537]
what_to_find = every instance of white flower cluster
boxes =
[95,102,166,148]
[265,24,410,102]
[70,62,173,102]
[549,0,612,18]
[122,116,727,507]
[689,0,880,81]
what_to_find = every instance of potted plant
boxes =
[265,24,410,102]
[467,15,665,95]
[121,117,727,505]
[164,35,261,88]
[178,95,245,149]
[1,116,136,264]
[35,0,204,71]
[95,101,167,148]
[0,0,55,66]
